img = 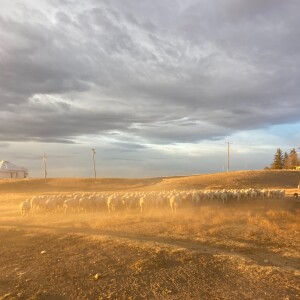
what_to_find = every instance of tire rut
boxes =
[2,223,298,274]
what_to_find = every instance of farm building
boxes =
[0,160,28,179]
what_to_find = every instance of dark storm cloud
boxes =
[1,0,300,144]
[0,96,148,143]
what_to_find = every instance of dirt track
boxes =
[0,225,299,300]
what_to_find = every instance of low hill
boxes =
[156,170,300,191]
[0,170,299,194]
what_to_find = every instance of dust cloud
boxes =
[0,174,299,299]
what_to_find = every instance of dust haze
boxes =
[0,171,299,299]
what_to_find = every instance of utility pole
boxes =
[92,149,96,178]
[296,148,300,191]
[226,142,232,172]
[43,153,47,179]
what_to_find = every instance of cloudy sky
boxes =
[1,0,300,178]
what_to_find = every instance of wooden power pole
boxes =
[226,142,232,172]
[43,153,47,179]
[92,149,96,178]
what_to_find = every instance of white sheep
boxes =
[219,191,228,204]
[139,196,146,213]
[107,194,118,213]
[20,200,31,216]
[45,198,56,213]
[170,194,181,214]
[63,198,80,213]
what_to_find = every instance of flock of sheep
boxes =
[19,188,286,216]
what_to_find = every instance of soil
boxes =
[0,171,299,299]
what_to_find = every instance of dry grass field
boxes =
[0,170,299,299]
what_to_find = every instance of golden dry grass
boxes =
[1,169,300,193]
[0,172,299,299]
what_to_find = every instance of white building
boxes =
[0,160,28,179]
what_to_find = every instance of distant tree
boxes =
[271,148,284,169]
[286,148,299,169]
[283,152,289,169]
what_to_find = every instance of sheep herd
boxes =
[19,188,286,216]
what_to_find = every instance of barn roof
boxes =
[0,160,27,172]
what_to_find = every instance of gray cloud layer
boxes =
[1,0,300,144]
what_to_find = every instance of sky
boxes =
[1,0,300,178]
